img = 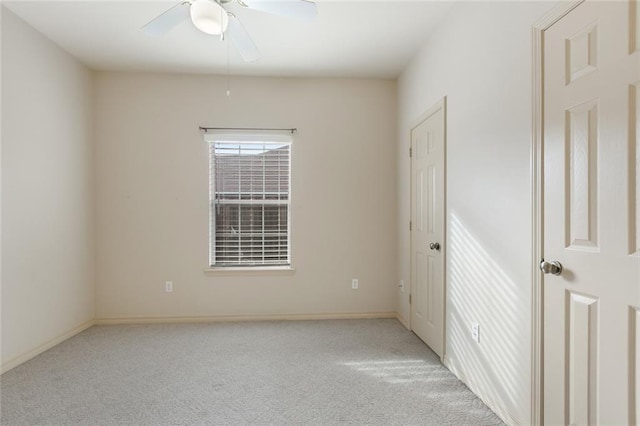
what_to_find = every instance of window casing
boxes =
[207,134,291,267]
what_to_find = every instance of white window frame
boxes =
[204,131,293,271]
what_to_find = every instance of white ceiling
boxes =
[3,0,453,78]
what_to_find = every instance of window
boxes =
[207,133,291,267]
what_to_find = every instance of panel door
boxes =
[410,99,446,358]
[543,1,640,424]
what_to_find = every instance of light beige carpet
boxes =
[0,319,503,425]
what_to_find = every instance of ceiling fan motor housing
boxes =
[190,0,229,35]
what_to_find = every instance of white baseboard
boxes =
[396,313,410,330]
[94,311,398,325]
[1,320,95,374]
[443,355,520,426]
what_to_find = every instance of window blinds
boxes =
[209,138,291,267]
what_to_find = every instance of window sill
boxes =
[203,266,296,277]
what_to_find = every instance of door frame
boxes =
[530,2,585,424]
[409,96,447,360]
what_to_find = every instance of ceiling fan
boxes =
[142,0,317,62]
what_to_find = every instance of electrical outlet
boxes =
[165,281,173,293]
[471,322,480,343]
[399,280,405,292]
[352,279,359,290]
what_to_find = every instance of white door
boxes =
[543,1,640,424]
[410,98,446,358]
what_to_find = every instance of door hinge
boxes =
[409,147,412,158]
[409,294,412,305]
[409,221,412,231]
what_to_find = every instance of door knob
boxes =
[539,259,563,276]
[429,242,440,251]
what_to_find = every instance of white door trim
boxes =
[409,96,447,359]
[530,2,584,425]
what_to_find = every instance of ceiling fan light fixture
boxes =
[190,0,229,35]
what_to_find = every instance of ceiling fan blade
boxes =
[241,0,317,22]
[226,16,261,62]
[142,2,191,36]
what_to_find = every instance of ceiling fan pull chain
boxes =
[220,5,225,41]
[226,36,231,96]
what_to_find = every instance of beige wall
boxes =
[94,72,397,320]
[1,8,94,369]
[397,2,554,424]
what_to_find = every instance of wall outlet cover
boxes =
[471,322,480,343]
